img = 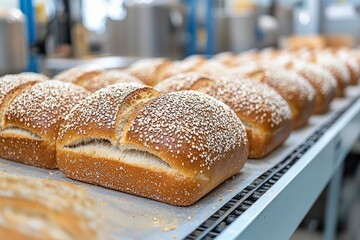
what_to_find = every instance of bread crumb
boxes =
[218,194,224,201]
[226,187,234,192]
[186,216,191,221]
[153,217,158,222]
[163,224,177,232]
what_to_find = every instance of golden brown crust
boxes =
[127,58,172,86]
[260,69,316,128]
[53,64,104,85]
[0,74,46,128]
[213,52,237,66]
[155,73,292,158]
[155,72,214,93]
[5,81,89,142]
[57,83,158,146]
[194,60,227,76]
[291,62,337,114]
[57,150,237,206]
[57,84,248,206]
[229,66,316,129]
[203,78,292,158]
[296,50,350,97]
[0,135,56,168]
[0,174,106,240]
[78,70,144,92]
[265,56,337,114]
[162,55,207,79]
[314,57,349,97]
[16,72,49,81]
[336,50,360,85]
[0,81,89,168]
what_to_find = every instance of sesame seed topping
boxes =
[127,90,247,168]
[6,81,89,140]
[205,77,292,127]
[58,83,147,139]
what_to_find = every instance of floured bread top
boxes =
[5,81,89,141]
[204,77,292,128]
[315,54,351,85]
[17,72,49,81]
[155,72,214,93]
[155,72,292,130]
[0,73,46,105]
[195,60,227,76]
[58,83,151,141]
[125,90,248,170]
[262,68,316,103]
[292,62,337,95]
[127,58,171,85]
[80,70,144,92]
[53,64,104,84]
[164,55,206,77]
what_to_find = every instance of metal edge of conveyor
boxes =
[184,96,360,240]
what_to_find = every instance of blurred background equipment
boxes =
[1,0,360,72]
[0,8,27,75]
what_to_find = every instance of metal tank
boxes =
[0,8,27,75]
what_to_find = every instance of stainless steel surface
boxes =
[325,162,344,240]
[0,86,360,239]
[0,8,27,75]
[217,86,360,240]
[105,0,185,58]
[43,56,141,76]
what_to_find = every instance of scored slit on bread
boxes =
[61,84,173,172]
[57,83,248,206]
[0,127,42,140]
[0,79,89,168]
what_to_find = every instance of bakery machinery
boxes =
[0,8,27,75]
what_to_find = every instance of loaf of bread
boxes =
[53,64,104,85]
[126,58,172,86]
[17,72,49,81]
[213,52,237,66]
[295,50,350,97]
[0,79,89,168]
[0,173,106,240]
[267,56,337,114]
[156,73,292,158]
[57,83,248,206]
[315,54,350,97]
[292,62,337,114]
[195,60,227,76]
[226,67,316,129]
[164,55,207,78]
[75,69,144,92]
[335,48,360,85]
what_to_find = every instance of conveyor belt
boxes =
[185,96,358,240]
[1,87,360,240]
